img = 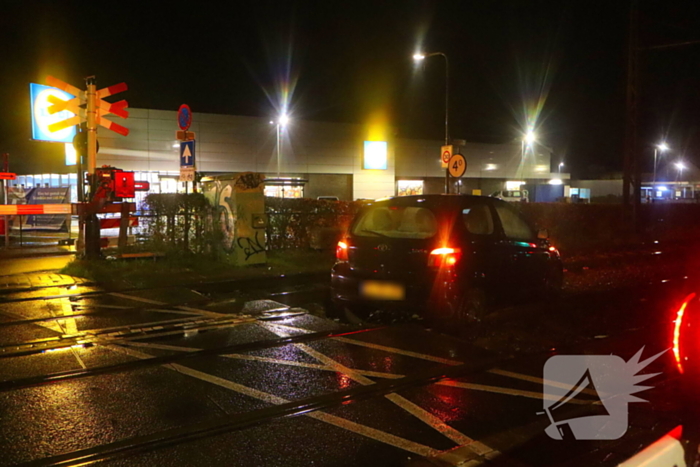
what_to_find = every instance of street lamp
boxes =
[558,161,564,174]
[521,126,536,178]
[270,113,289,197]
[413,51,450,193]
[653,142,669,189]
[675,160,685,181]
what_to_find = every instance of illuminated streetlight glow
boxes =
[271,113,291,183]
[411,50,450,192]
[524,128,536,146]
[675,161,685,170]
[653,142,669,189]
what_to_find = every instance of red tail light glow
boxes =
[673,293,696,374]
[336,240,349,261]
[428,247,462,268]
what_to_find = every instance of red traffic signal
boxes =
[93,166,148,200]
[114,171,135,198]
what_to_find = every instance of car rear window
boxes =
[351,206,438,239]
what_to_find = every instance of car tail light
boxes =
[336,240,349,261]
[673,293,696,374]
[428,247,462,268]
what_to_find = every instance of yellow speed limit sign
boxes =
[448,153,467,178]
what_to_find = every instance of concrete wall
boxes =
[305,174,353,201]
[395,138,554,179]
[91,108,563,200]
[573,180,623,197]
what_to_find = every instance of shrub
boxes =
[265,197,360,250]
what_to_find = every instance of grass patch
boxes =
[60,249,336,290]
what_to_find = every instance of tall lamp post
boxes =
[675,161,686,199]
[413,52,450,193]
[270,113,289,197]
[521,127,536,180]
[558,161,564,174]
[652,142,668,191]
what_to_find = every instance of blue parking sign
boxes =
[180,141,195,168]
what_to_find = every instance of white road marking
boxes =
[71,317,202,336]
[260,323,484,450]
[223,353,405,379]
[109,293,165,305]
[99,318,256,344]
[108,293,228,318]
[119,341,200,352]
[332,336,463,366]
[106,344,441,457]
[142,308,205,316]
[174,306,228,318]
[437,380,592,404]
[488,368,599,397]
[118,340,405,379]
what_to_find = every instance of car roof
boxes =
[367,194,499,208]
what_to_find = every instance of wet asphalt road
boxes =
[0,255,694,466]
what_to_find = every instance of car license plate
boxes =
[360,281,405,300]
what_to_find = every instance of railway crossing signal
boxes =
[43,75,131,260]
[46,76,130,138]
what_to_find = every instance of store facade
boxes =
[15,108,566,201]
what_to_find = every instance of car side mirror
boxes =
[537,229,548,239]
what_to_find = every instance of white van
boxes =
[490,190,529,203]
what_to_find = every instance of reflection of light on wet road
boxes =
[56,297,85,369]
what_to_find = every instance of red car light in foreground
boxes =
[336,240,349,261]
[428,247,462,268]
[673,292,696,374]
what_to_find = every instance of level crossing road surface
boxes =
[0,276,688,466]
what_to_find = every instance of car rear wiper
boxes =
[360,229,391,237]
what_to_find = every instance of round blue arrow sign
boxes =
[178,104,192,131]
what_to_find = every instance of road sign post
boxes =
[448,153,467,195]
[448,153,467,178]
[177,104,197,192]
[441,145,453,194]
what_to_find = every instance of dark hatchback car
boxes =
[330,194,563,324]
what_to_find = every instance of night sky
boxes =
[2,0,700,178]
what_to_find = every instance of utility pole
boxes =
[623,0,700,230]
[85,76,101,259]
[623,0,639,230]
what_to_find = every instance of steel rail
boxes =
[0,324,382,393]
[0,271,328,303]
[0,280,327,327]
[19,346,502,467]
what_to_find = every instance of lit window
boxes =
[65,143,77,166]
[397,180,423,196]
[363,141,388,170]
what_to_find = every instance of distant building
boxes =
[15,109,568,202]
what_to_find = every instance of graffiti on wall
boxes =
[204,181,235,251]
[202,173,266,263]
[237,230,265,260]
